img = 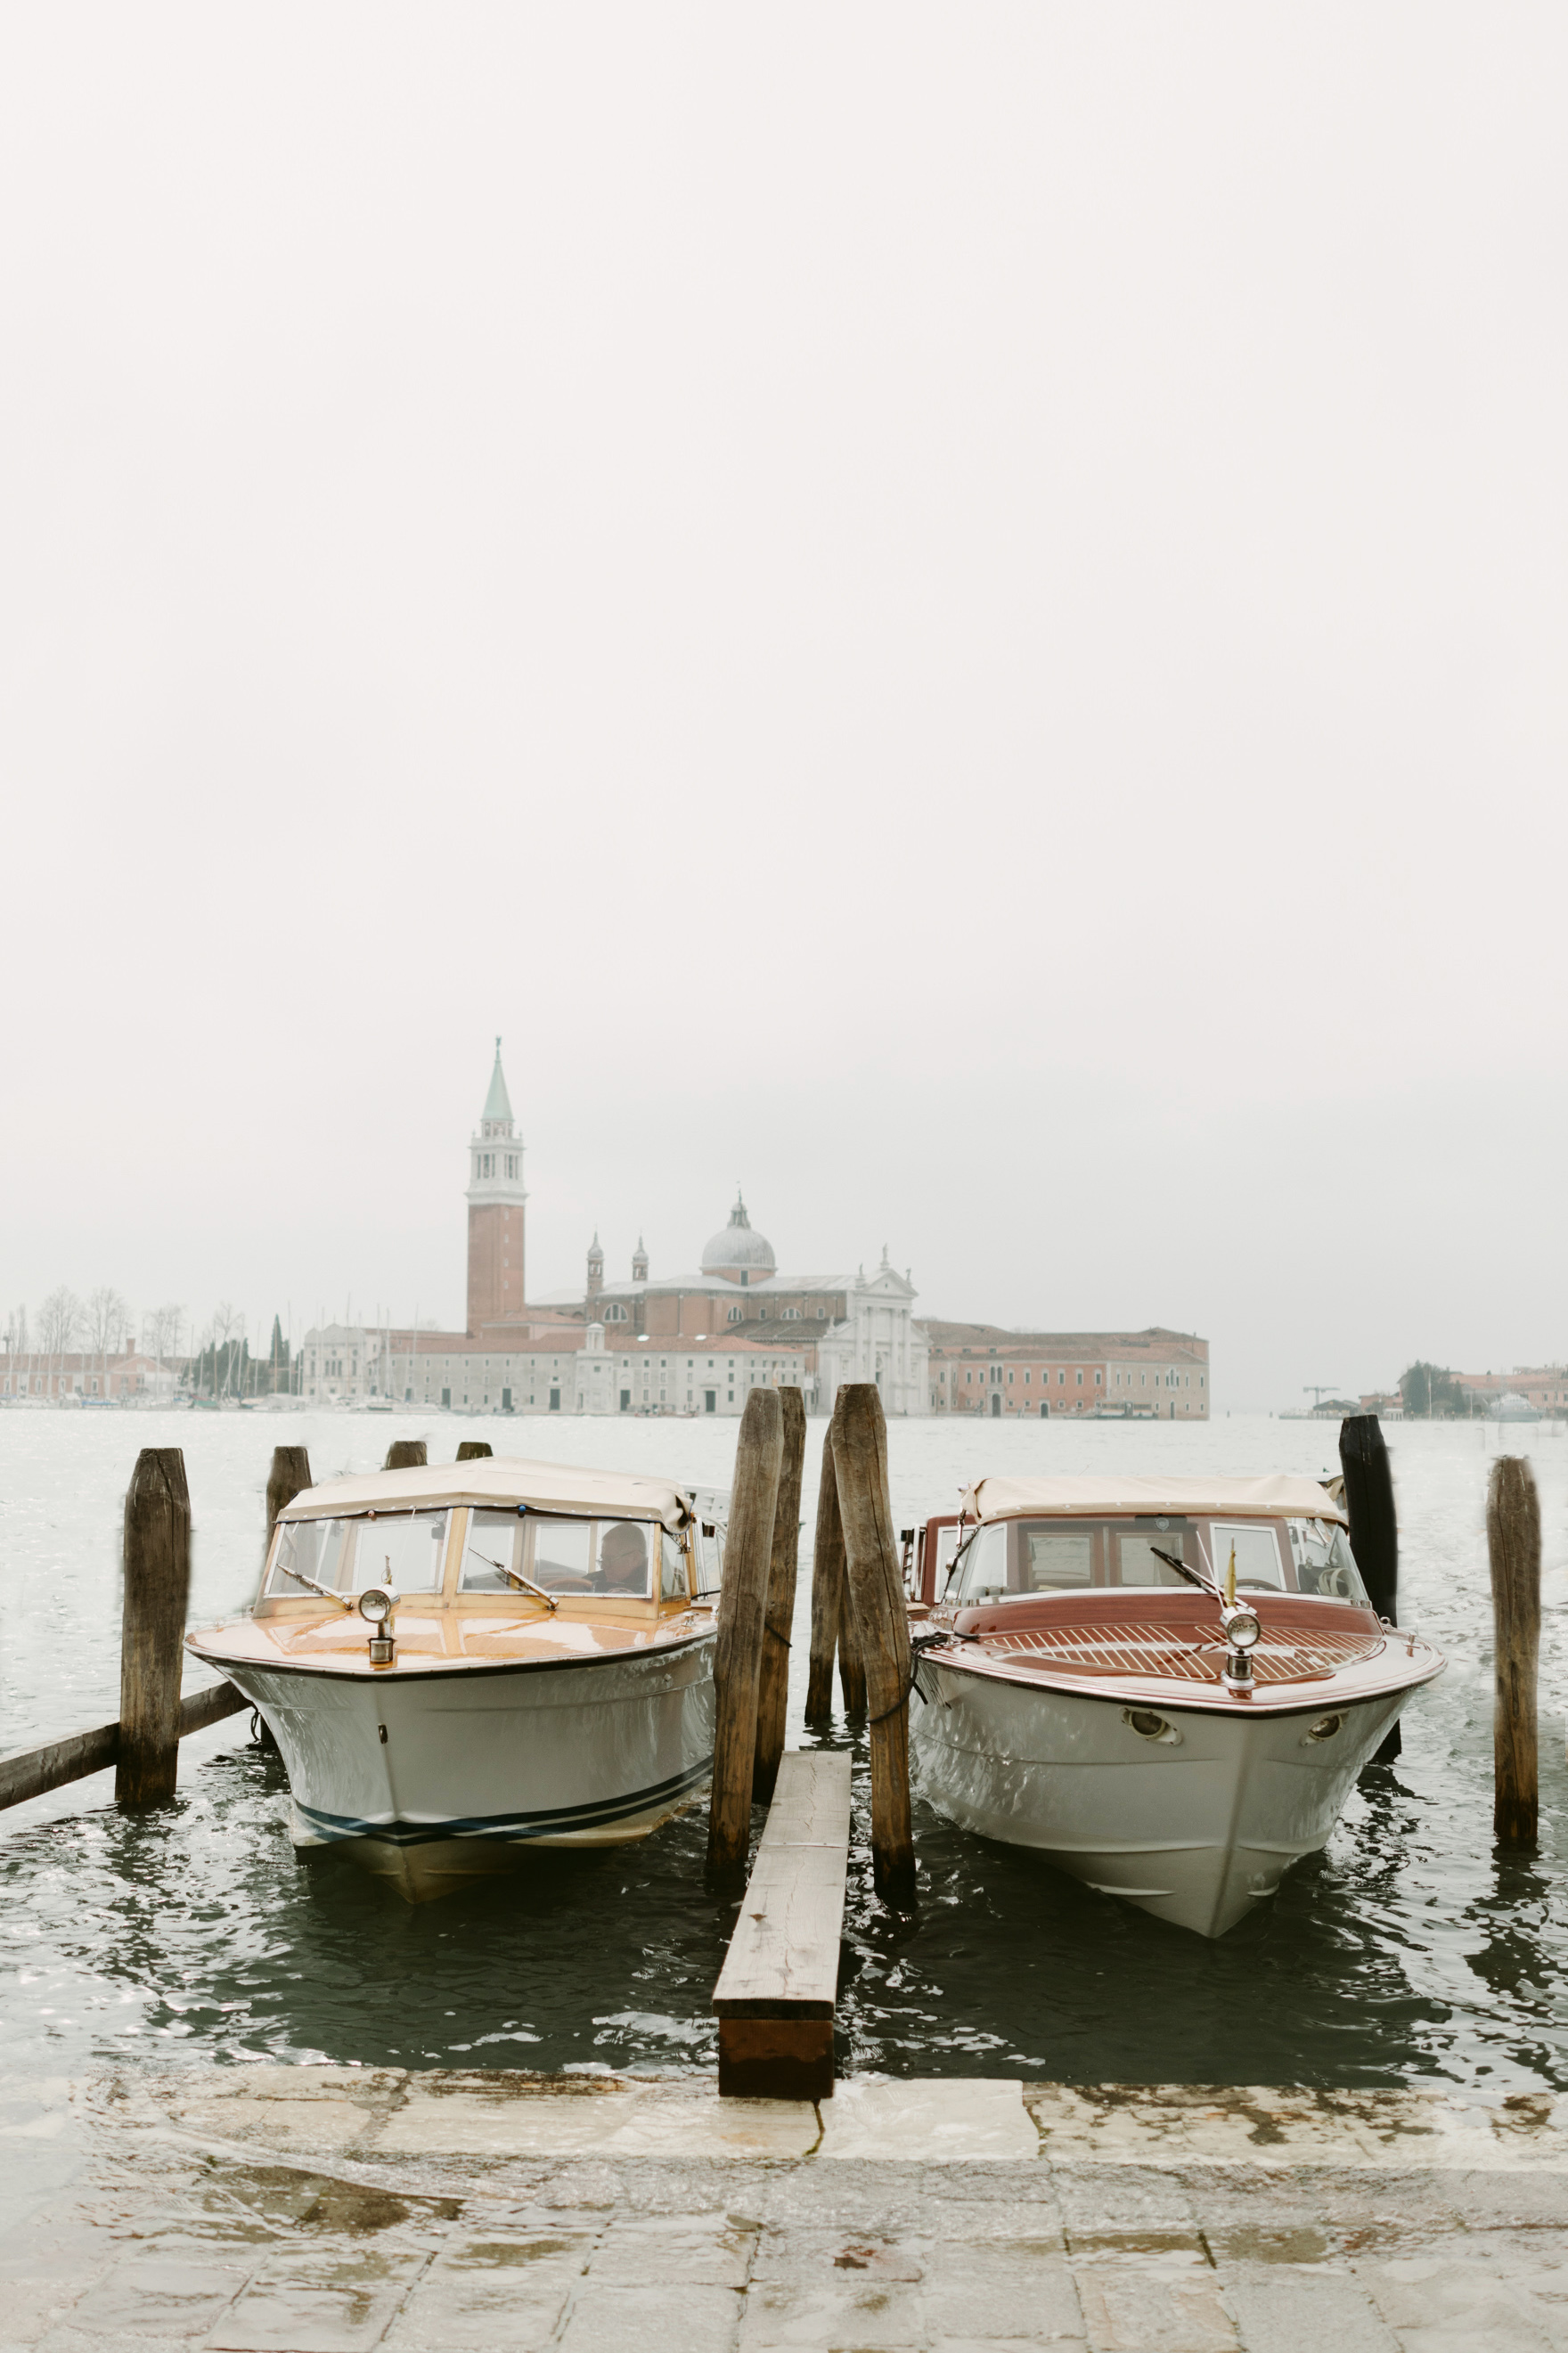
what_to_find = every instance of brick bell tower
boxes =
[466,1038,527,1331]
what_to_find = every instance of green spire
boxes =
[482,1037,513,1125]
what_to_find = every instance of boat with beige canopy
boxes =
[908,1474,1442,1938]
[186,1458,718,1900]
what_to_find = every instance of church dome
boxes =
[701,1191,776,1282]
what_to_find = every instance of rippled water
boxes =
[2,1408,1564,2089]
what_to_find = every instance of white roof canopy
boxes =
[279,1457,693,1534]
[960,1474,1348,1526]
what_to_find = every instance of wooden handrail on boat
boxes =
[713,1748,852,2101]
[0,1679,248,1813]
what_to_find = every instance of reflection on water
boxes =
[2,1409,1565,2087]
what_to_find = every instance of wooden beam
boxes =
[714,1749,852,2100]
[833,1385,915,1906]
[0,1680,248,1814]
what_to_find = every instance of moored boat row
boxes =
[189,1457,1442,1934]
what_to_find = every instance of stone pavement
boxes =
[3,2069,1567,2349]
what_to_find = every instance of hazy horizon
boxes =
[5,6,1566,1409]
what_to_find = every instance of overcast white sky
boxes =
[4,5,1566,1406]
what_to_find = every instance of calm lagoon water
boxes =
[2,1407,1565,2091]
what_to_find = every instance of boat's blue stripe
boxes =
[295,1754,712,1848]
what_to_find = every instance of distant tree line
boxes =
[1398,1360,1473,1417]
[3,1293,294,1393]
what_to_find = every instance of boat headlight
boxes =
[1223,1607,1261,1651]
[357,1586,396,1625]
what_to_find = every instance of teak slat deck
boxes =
[712,1749,852,2101]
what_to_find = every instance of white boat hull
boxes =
[911,1658,1408,1937]
[221,1638,715,1901]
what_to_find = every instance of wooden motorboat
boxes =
[907,1475,1442,1938]
[187,1458,717,1900]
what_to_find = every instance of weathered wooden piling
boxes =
[804,1401,867,1720]
[1339,1413,1401,1763]
[706,1388,784,1883]
[116,1448,192,1810]
[753,1388,807,1806]
[265,1446,313,1556]
[385,1438,428,1470]
[456,1441,493,1461]
[1488,1453,1540,1849]
[804,1420,843,1723]
[832,1384,916,1907]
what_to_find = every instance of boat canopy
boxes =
[959,1474,1348,1526]
[276,1458,694,1535]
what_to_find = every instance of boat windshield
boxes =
[460,1508,526,1591]
[661,1532,690,1601]
[524,1515,656,1599]
[265,1518,347,1597]
[949,1516,1202,1603]
[351,1510,450,1593]
[1286,1517,1369,1602]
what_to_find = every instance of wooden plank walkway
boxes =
[0,1679,247,1812]
[712,1748,852,2100]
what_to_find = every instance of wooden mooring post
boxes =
[753,1387,807,1806]
[266,1446,313,1553]
[117,1448,194,1809]
[833,1383,916,1908]
[804,1399,865,1722]
[706,1387,784,1884]
[1488,1453,1540,1849]
[385,1438,428,1470]
[456,1441,493,1461]
[1339,1412,1401,1763]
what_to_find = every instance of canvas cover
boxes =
[959,1474,1349,1525]
[279,1457,693,1535]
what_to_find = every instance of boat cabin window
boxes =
[1286,1517,1368,1602]
[460,1508,524,1591]
[660,1532,690,1601]
[1018,1524,1096,1591]
[265,1517,347,1597]
[1211,1521,1286,1591]
[1112,1517,1198,1588]
[355,1510,450,1593]
[522,1515,657,1599]
[948,1524,1008,1603]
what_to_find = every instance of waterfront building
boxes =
[924,1322,1210,1418]
[0,1339,177,1403]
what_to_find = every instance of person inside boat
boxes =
[594,1520,651,1594]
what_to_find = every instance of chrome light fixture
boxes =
[1221,1603,1261,1691]
[357,1585,397,1666]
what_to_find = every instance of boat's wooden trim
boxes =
[185,1623,717,1686]
[914,1636,1444,1718]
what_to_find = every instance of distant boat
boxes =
[1490,1392,1542,1423]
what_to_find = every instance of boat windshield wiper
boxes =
[1148,1545,1221,1602]
[470,1550,557,1611]
[276,1563,351,1608]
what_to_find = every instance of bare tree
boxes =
[37,1286,81,1363]
[4,1305,27,1359]
[84,1286,129,1360]
[145,1304,184,1393]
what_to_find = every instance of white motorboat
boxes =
[908,1475,1442,1939]
[187,1458,717,1901]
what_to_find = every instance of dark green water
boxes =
[3,1411,1564,2087]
